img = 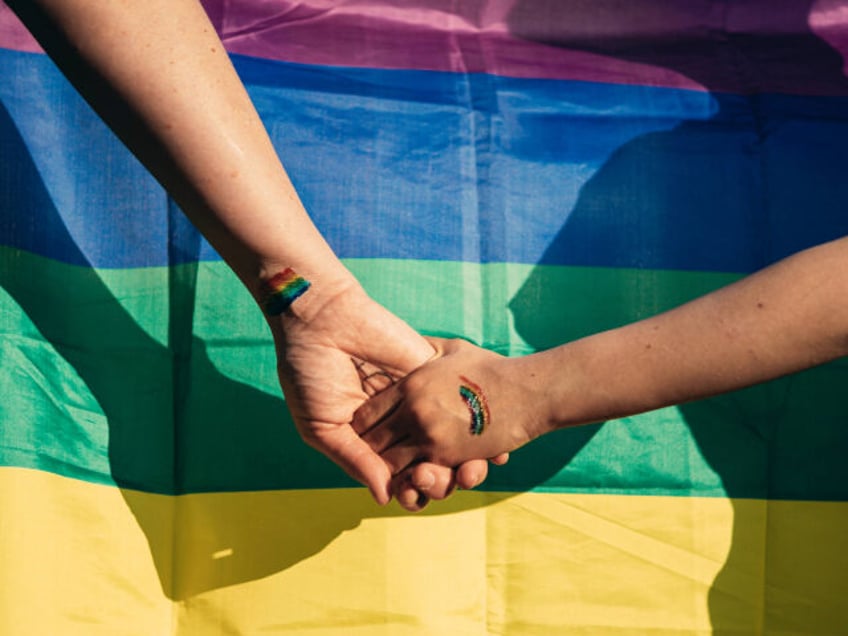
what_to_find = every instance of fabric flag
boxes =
[2,0,847,633]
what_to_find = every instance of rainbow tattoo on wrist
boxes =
[260,268,311,316]
[459,375,490,436]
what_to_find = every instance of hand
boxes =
[268,284,494,507]
[353,338,544,476]
[388,451,510,512]
[354,356,509,511]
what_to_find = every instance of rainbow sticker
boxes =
[459,375,490,436]
[261,268,311,315]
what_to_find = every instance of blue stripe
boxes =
[2,47,847,271]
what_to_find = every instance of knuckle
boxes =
[407,399,436,429]
[404,372,430,395]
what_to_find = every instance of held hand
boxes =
[354,357,509,511]
[353,338,543,476]
[388,452,510,512]
[268,284,492,507]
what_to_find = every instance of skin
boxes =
[354,236,848,475]
[7,0,499,509]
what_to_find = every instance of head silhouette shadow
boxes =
[502,0,848,628]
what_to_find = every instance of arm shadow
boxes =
[504,0,848,628]
[0,99,469,600]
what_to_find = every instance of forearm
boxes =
[9,0,353,309]
[10,0,470,505]
[531,237,848,434]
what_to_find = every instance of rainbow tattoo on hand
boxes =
[459,375,490,436]
[260,268,311,316]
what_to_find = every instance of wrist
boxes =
[252,261,361,329]
[535,330,661,433]
[501,353,562,441]
[513,342,605,436]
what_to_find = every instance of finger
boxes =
[312,425,393,505]
[351,357,396,397]
[395,484,429,512]
[390,463,458,511]
[392,463,455,505]
[379,439,421,476]
[389,469,424,511]
[421,336,453,358]
[351,384,403,435]
[353,310,434,376]
[455,459,489,490]
[407,462,457,501]
[360,413,408,454]
[361,369,396,396]
[490,452,510,466]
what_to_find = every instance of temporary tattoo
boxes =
[459,375,490,436]
[261,268,311,315]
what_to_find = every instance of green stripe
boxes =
[1,248,846,500]
[353,259,743,353]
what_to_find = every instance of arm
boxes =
[354,237,848,472]
[7,0,491,506]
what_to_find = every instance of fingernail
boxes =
[398,489,420,510]
[370,486,391,506]
[413,470,436,491]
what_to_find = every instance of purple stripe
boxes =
[200,0,701,89]
[201,0,848,96]
[3,0,848,95]
[0,3,40,53]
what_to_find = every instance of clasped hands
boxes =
[352,337,544,509]
[270,283,542,512]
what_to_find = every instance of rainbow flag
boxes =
[2,1,847,632]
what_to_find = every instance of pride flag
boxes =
[2,1,847,633]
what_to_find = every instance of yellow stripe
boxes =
[0,467,173,635]
[1,467,846,635]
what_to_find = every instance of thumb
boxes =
[421,336,453,359]
[313,426,393,505]
[353,305,434,375]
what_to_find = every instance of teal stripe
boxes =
[1,249,846,500]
